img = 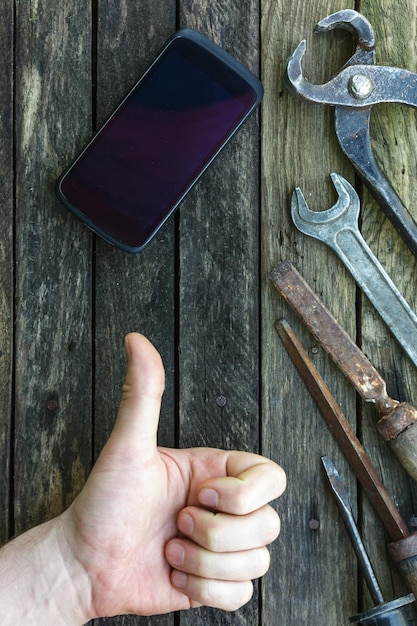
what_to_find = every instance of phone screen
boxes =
[57,30,263,252]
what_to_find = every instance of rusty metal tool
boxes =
[322,456,416,625]
[269,261,417,484]
[275,318,408,542]
[273,316,417,599]
[285,9,417,257]
[290,172,417,369]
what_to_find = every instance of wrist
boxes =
[0,513,94,625]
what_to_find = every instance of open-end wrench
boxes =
[291,173,417,368]
[285,9,417,257]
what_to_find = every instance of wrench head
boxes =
[291,174,360,243]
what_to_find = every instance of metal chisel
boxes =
[270,260,417,484]
[274,316,417,600]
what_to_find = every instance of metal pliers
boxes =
[285,9,417,257]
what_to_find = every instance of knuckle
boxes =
[229,581,254,611]
[205,580,253,611]
[265,461,287,500]
[261,507,281,544]
[232,484,252,515]
[277,465,287,496]
[204,580,223,607]
[257,546,271,576]
[204,520,224,552]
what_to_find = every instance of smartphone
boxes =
[56,28,263,253]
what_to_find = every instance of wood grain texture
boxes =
[0,0,13,545]
[261,1,360,622]
[13,2,93,533]
[93,0,177,455]
[177,1,261,624]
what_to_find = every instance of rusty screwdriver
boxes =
[276,320,417,596]
[275,318,408,541]
[270,260,417,484]
[274,317,417,599]
[322,456,416,625]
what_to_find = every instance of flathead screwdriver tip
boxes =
[321,455,353,513]
[321,456,385,608]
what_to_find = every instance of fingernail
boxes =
[166,542,185,567]
[178,512,194,536]
[198,488,219,508]
[172,570,187,589]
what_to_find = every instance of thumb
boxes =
[110,333,165,456]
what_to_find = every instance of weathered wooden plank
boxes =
[261,1,359,623]
[13,2,93,534]
[357,0,417,606]
[0,0,14,546]
[93,0,177,456]
[177,1,261,624]
[92,2,177,625]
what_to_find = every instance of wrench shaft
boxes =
[333,227,417,367]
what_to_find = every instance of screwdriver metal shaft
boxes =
[322,456,416,625]
[322,456,385,607]
[274,316,417,598]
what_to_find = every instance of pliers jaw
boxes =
[315,9,375,69]
[314,9,375,54]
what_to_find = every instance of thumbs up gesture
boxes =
[64,334,286,620]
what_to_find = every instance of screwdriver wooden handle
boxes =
[389,533,417,600]
[377,407,417,484]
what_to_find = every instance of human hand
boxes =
[62,333,286,620]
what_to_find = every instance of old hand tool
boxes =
[291,172,417,368]
[285,9,417,257]
[275,318,408,542]
[322,456,416,625]
[274,317,417,597]
[269,261,417,483]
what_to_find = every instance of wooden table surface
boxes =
[3,0,417,624]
